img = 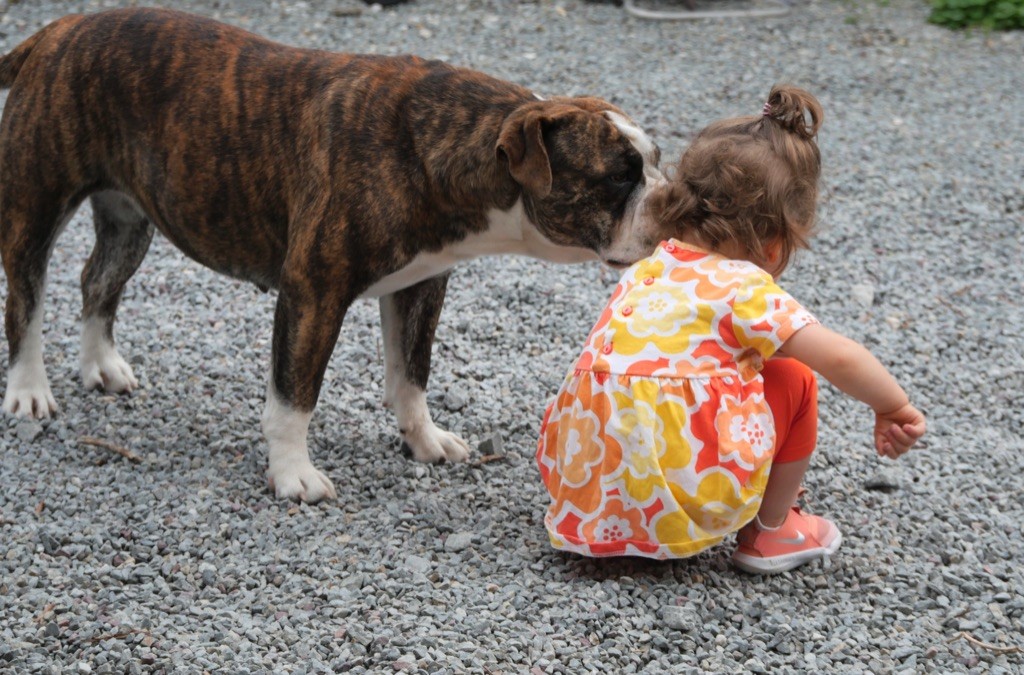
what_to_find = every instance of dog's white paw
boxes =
[81,353,138,393]
[2,376,58,419]
[402,422,471,463]
[81,319,138,394]
[267,460,337,503]
[81,350,138,393]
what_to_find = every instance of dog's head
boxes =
[497,97,666,268]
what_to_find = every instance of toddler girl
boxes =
[536,85,926,573]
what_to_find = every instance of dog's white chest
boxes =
[359,200,596,298]
[359,249,463,298]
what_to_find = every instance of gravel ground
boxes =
[1,0,1022,672]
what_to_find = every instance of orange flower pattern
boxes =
[537,240,817,558]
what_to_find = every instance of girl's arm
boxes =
[777,324,926,459]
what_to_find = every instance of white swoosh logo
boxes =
[778,532,806,545]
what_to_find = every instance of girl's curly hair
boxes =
[647,85,824,273]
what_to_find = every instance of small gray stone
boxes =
[340,573,366,589]
[39,532,61,555]
[44,622,59,638]
[744,658,767,674]
[404,555,431,574]
[199,562,218,588]
[330,1,364,17]
[477,431,504,455]
[444,389,468,411]
[134,565,156,579]
[661,605,697,631]
[864,470,901,492]
[16,420,43,443]
[851,283,875,308]
[444,532,474,552]
[347,628,372,646]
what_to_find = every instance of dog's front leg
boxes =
[263,269,351,502]
[379,273,470,463]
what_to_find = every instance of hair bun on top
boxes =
[764,85,823,139]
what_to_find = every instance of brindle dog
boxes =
[0,8,665,502]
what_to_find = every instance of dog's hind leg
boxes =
[79,191,154,393]
[1,197,78,418]
[379,273,471,464]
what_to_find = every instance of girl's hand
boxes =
[874,403,926,459]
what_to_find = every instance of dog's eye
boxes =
[607,171,633,186]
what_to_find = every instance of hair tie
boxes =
[762,102,772,117]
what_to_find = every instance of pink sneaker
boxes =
[732,507,842,574]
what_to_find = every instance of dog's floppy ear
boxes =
[496,105,570,198]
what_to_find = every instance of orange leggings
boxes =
[762,357,818,464]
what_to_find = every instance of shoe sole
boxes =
[731,530,843,575]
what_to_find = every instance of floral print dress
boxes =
[537,239,818,559]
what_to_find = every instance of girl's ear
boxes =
[763,240,787,277]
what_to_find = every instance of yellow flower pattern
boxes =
[537,240,817,559]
